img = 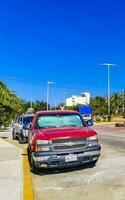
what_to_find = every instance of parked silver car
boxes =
[12,114,34,143]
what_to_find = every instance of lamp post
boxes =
[30,97,33,108]
[99,63,117,121]
[47,81,54,111]
[123,89,125,118]
[63,92,67,106]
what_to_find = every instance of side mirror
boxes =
[86,119,94,126]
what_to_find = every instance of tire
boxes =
[91,159,98,166]
[28,150,38,174]
[12,129,16,140]
[19,131,27,144]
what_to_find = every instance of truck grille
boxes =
[52,137,88,151]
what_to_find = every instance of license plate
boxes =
[65,154,77,162]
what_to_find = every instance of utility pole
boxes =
[99,63,117,121]
[123,89,125,118]
[31,97,33,108]
[54,98,57,110]
[63,92,66,106]
[107,64,110,121]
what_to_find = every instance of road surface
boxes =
[1,125,125,200]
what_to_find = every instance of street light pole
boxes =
[107,64,110,121]
[123,89,125,118]
[47,82,49,111]
[47,81,54,111]
[99,63,117,121]
[31,97,33,108]
[63,92,67,105]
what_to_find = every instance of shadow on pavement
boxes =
[33,163,96,176]
[1,136,8,139]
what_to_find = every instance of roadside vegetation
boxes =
[0,81,47,127]
[90,95,123,121]
[0,81,124,127]
[0,81,23,127]
[57,94,124,121]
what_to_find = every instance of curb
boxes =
[23,148,34,200]
[0,138,34,200]
[94,122,117,125]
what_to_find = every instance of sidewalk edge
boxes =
[0,138,34,200]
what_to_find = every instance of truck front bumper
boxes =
[32,145,101,169]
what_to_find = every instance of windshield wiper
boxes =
[61,125,77,127]
[42,126,57,129]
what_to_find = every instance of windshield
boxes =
[36,114,84,129]
[23,116,34,124]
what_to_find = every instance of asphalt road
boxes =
[1,125,125,200]
[94,124,125,151]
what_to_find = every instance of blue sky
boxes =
[0,0,125,105]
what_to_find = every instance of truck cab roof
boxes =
[36,110,79,116]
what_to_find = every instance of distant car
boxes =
[12,114,34,143]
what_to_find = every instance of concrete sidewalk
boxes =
[0,139,23,200]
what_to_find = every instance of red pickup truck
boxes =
[27,110,101,173]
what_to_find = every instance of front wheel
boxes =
[19,131,27,144]
[28,150,38,174]
[12,129,16,140]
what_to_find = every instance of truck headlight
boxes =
[36,140,52,152]
[88,135,98,141]
[88,135,98,146]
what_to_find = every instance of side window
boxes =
[19,117,22,124]
[16,118,19,123]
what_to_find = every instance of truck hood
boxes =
[34,126,97,140]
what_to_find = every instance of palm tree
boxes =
[111,93,122,115]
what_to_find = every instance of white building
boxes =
[66,92,90,106]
